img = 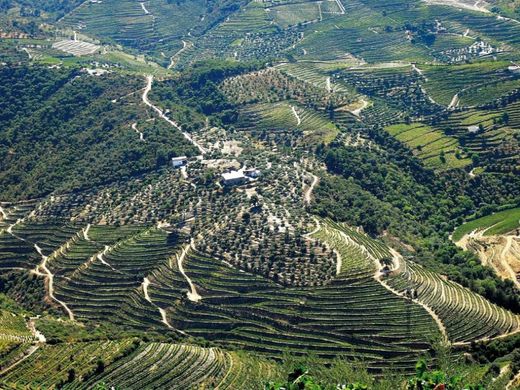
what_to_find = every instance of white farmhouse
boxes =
[172,156,188,168]
[467,125,480,134]
[221,171,247,186]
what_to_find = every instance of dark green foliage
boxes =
[0,271,51,313]
[470,333,520,364]
[0,0,85,20]
[0,65,196,200]
[150,60,262,128]
[315,141,520,313]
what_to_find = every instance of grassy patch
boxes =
[453,207,520,241]
[385,123,471,170]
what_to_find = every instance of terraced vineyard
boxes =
[453,207,520,241]
[387,261,520,343]
[313,219,520,345]
[237,102,339,145]
[2,0,520,386]
[421,62,520,107]
[0,217,438,371]
[0,335,275,389]
[385,123,471,170]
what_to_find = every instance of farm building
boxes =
[172,156,188,168]
[244,168,261,178]
[467,125,480,134]
[222,171,247,186]
[508,65,520,73]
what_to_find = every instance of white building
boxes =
[244,168,261,178]
[508,65,520,73]
[467,125,480,134]
[221,171,247,186]
[172,156,188,168]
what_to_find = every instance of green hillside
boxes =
[0,0,519,387]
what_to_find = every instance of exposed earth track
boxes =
[142,75,206,155]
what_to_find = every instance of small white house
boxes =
[244,168,261,179]
[467,125,480,134]
[508,65,520,73]
[172,156,188,168]
[221,171,247,186]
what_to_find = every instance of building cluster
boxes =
[221,168,261,186]
[172,156,261,186]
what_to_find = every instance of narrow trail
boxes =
[0,345,40,376]
[506,371,520,390]
[304,172,318,205]
[448,93,459,109]
[97,245,118,272]
[34,244,75,321]
[318,222,450,343]
[0,206,7,221]
[111,87,145,104]
[334,249,342,275]
[131,122,145,142]
[82,223,91,241]
[305,217,321,237]
[142,277,152,303]
[375,258,450,344]
[140,276,185,333]
[317,1,323,21]
[335,0,346,14]
[469,167,476,178]
[411,63,428,82]
[140,2,150,15]
[291,106,301,126]
[453,327,520,347]
[168,40,189,70]
[22,48,32,60]
[142,75,206,155]
[351,99,368,117]
[177,242,202,302]
[3,216,75,321]
[28,317,46,344]
[497,14,520,25]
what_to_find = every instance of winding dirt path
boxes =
[97,245,118,272]
[0,345,40,376]
[291,106,301,126]
[82,223,91,241]
[34,244,75,321]
[351,99,368,117]
[178,243,201,302]
[375,259,450,343]
[411,63,425,78]
[140,2,150,15]
[334,0,346,14]
[168,40,189,70]
[131,122,145,142]
[141,277,186,334]
[448,93,459,109]
[142,75,206,155]
[304,172,318,205]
